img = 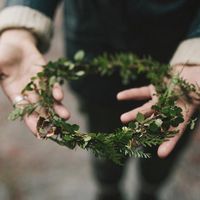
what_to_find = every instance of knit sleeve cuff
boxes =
[170,38,200,66]
[0,6,53,53]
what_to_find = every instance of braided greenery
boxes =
[8,51,200,164]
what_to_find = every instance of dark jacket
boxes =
[4,0,200,103]
[5,0,200,61]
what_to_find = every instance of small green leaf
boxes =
[72,124,79,131]
[136,112,145,123]
[31,76,37,81]
[83,135,92,142]
[148,122,160,133]
[171,116,184,127]
[128,121,136,129]
[152,105,160,111]
[8,108,24,121]
[74,50,85,62]
[69,63,75,70]
[49,76,57,87]
[76,71,85,76]
[155,119,163,127]
[37,72,44,78]
[22,82,34,92]
[189,118,197,130]
[161,107,170,115]
[174,107,182,114]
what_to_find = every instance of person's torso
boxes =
[64,0,200,61]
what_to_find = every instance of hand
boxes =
[117,65,200,158]
[0,29,70,138]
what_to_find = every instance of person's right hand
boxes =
[0,29,70,138]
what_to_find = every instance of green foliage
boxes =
[8,51,200,164]
[74,50,85,62]
[136,113,145,123]
[8,103,38,120]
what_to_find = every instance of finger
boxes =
[52,83,64,101]
[53,102,70,120]
[11,94,41,138]
[157,134,181,158]
[24,112,40,138]
[157,104,195,158]
[26,90,40,103]
[150,85,158,102]
[117,85,156,101]
[120,101,154,123]
[157,122,187,158]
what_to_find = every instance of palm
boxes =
[117,66,200,158]
[0,42,44,101]
[0,40,69,137]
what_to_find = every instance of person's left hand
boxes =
[117,65,200,158]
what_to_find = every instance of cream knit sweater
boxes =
[0,5,200,66]
[0,6,53,52]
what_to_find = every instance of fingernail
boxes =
[62,111,70,119]
[158,146,167,158]
[117,93,122,99]
[121,114,128,121]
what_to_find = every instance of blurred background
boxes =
[0,1,200,200]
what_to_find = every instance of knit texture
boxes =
[0,6,53,52]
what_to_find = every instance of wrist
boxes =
[170,38,200,66]
[0,6,53,53]
[0,29,37,48]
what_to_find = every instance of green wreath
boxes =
[8,51,199,164]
